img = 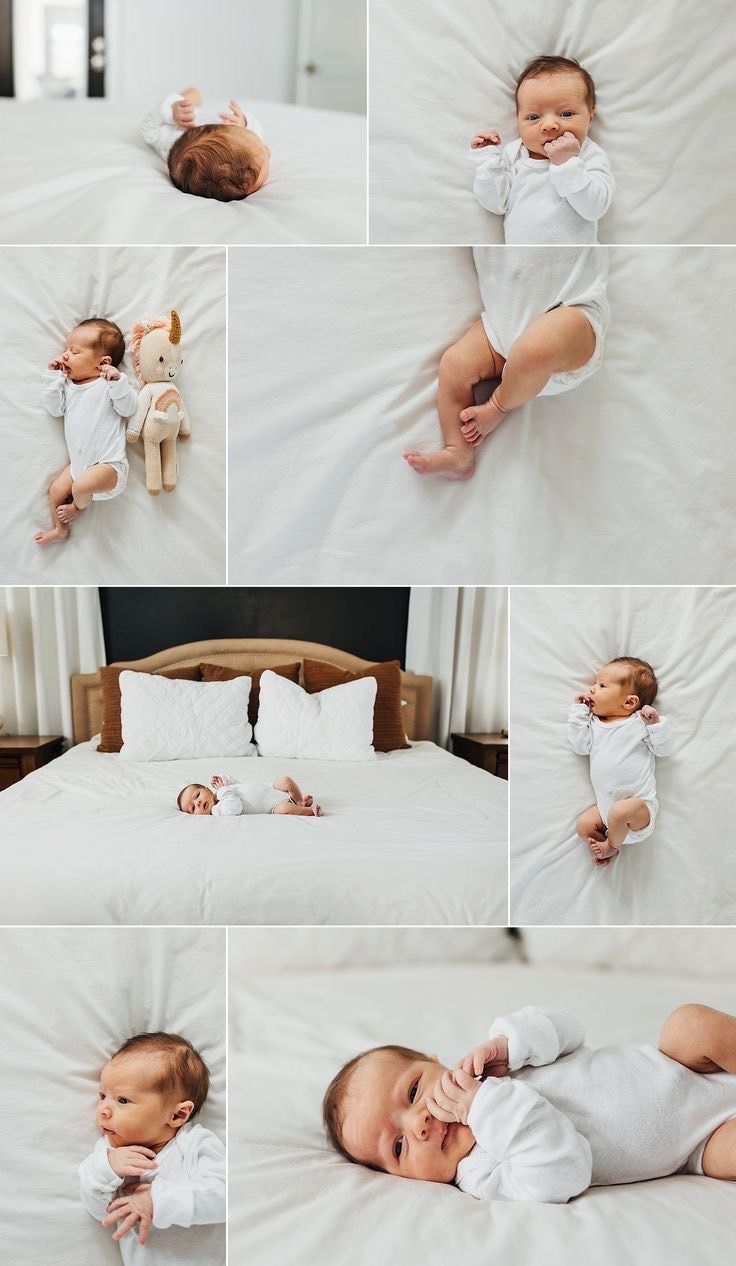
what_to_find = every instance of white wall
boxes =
[105,0,299,105]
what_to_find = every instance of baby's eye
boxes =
[98,1091,105,1100]
[408,1080,419,1103]
[117,1097,130,1105]
[394,1136,404,1160]
[159,356,164,363]
[561,111,574,117]
[526,114,540,121]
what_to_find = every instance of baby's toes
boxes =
[302,794,313,807]
[312,804,323,817]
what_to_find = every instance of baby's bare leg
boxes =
[404,319,505,479]
[575,804,615,866]
[460,306,596,445]
[272,800,323,818]
[701,1119,736,1180]
[659,1005,736,1182]
[606,797,650,850]
[34,465,73,545]
[57,463,118,523]
[272,776,310,805]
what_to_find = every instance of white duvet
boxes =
[227,244,736,585]
[227,930,736,1266]
[0,739,507,925]
[369,0,736,244]
[0,245,226,585]
[0,927,225,1266]
[510,586,736,926]
[0,98,365,245]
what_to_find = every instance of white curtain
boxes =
[0,588,105,743]
[405,587,508,748]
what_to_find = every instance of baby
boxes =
[404,244,608,478]
[469,55,614,244]
[177,773,323,817]
[79,1031,225,1263]
[141,87,271,201]
[568,656,672,865]
[35,318,137,545]
[323,1003,736,1202]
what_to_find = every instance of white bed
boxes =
[369,0,736,244]
[227,245,736,585]
[0,640,507,926]
[228,927,736,1266]
[509,586,736,926]
[0,98,365,245]
[0,927,225,1266]
[0,245,226,585]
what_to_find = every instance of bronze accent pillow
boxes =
[199,662,301,728]
[302,658,409,752]
[97,663,202,752]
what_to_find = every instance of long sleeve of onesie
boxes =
[641,715,673,757]
[548,148,615,222]
[107,373,138,419]
[488,1006,586,1071]
[468,146,512,214]
[212,787,243,817]
[41,369,68,416]
[141,92,265,164]
[79,1138,124,1221]
[567,702,594,754]
[151,1130,225,1228]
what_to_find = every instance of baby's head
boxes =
[178,783,216,815]
[168,125,271,201]
[97,1031,210,1150]
[323,1045,475,1184]
[62,317,125,383]
[515,55,596,158]
[590,656,658,718]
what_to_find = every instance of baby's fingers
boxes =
[452,1067,476,1092]
[113,1213,138,1241]
[426,1095,455,1123]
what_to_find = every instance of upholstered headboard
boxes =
[70,639,432,745]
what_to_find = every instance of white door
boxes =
[295,0,366,114]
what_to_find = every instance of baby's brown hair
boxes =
[609,656,658,708]
[111,1031,210,1118]
[168,125,260,201]
[77,317,125,367]
[515,55,596,111]
[323,1044,431,1164]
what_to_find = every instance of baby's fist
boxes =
[107,1145,158,1178]
[100,365,121,381]
[48,358,68,374]
[456,1036,510,1080]
[575,693,593,709]
[172,99,196,128]
[471,130,502,150]
[427,1067,479,1125]
[544,131,581,164]
[640,705,660,725]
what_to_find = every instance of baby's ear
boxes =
[99,354,112,367]
[624,693,639,713]
[171,1100,194,1127]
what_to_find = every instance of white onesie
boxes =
[455,1007,736,1203]
[212,781,290,817]
[141,93,265,165]
[568,703,672,843]
[41,371,137,500]
[79,1121,225,1264]
[469,138,614,244]
[472,245,610,396]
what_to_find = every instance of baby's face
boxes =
[97,1053,184,1150]
[61,325,105,382]
[517,71,594,158]
[589,663,635,717]
[340,1050,475,1184]
[180,784,216,815]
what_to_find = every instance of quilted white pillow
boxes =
[119,671,254,760]
[254,669,377,760]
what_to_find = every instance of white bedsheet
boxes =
[0,739,507,926]
[509,587,736,926]
[369,0,736,244]
[0,99,365,244]
[228,929,736,1266]
[0,927,225,1266]
[0,245,226,584]
[227,245,736,585]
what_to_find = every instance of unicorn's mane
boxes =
[130,316,170,386]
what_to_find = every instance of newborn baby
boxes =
[35,318,137,545]
[141,87,271,201]
[469,55,614,243]
[178,774,323,817]
[568,656,672,865]
[324,1004,736,1202]
[79,1031,225,1263]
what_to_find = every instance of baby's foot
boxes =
[588,837,619,866]
[403,447,475,480]
[459,397,507,446]
[298,794,314,808]
[56,502,80,525]
[311,803,323,817]
[34,524,69,545]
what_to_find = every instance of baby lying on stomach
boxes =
[178,774,323,817]
[324,1004,736,1201]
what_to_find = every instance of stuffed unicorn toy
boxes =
[127,309,191,495]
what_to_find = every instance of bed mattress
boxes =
[0,739,508,926]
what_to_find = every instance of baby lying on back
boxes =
[178,774,323,817]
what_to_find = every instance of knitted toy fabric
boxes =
[127,309,191,494]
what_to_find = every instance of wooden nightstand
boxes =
[0,736,65,790]
[451,732,508,780]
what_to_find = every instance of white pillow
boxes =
[119,671,254,760]
[521,929,736,981]
[254,669,377,760]
[230,928,520,975]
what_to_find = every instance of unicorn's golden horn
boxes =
[169,309,182,345]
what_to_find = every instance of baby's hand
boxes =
[575,693,593,709]
[544,131,581,164]
[172,98,197,129]
[100,365,121,381]
[455,1036,510,1080]
[102,1183,154,1245]
[471,130,502,150]
[427,1067,480,1126]
[210,774,232,790]
[640,705,660,725]
[48,357,68,374]
[218,99,247,128]
[107,1145,158,1178]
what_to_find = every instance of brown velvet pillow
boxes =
[97,663,202,752]
[302,659,409,752]
[199,662,301,728]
